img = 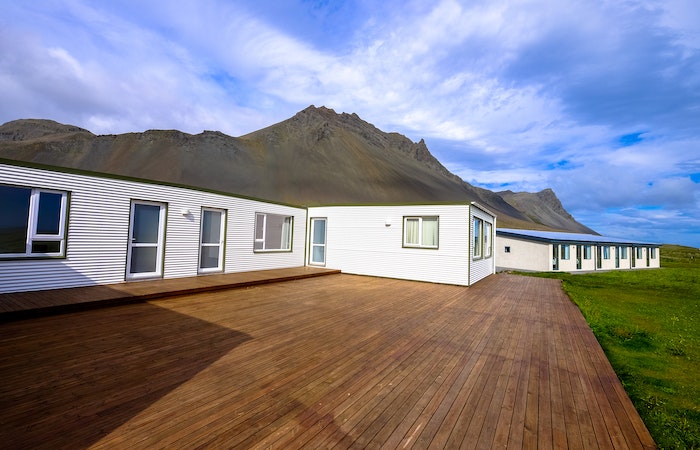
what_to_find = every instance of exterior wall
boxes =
[496,233,661,273]
[630,246,661,269]
[469,204,497,284]
[496,236,551,272]
[0,163,306,293]
[307,204,476,285]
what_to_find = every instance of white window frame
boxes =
[198,207,226,273]
[483,221,492,258]
[473,217,483,259]
[0,185,68,258]
[126,201,166,280]
[403,216,439,249]
[309,217,327,265]
[254,212,293,252]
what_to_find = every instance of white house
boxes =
[306,203,496,286]
[1,160,497,294]
[0,160,307,293]
[496,228,660,273]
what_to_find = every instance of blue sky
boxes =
[1,0,699,247]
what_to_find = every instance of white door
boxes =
[309,218,326,265]
[126,201,166,279]
[199,208,225,273]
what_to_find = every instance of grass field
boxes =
[524,244,700,449]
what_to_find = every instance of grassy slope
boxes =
[524,244,700,449]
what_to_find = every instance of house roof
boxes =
[496,228,660,246]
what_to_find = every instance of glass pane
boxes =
[422,218,438,247]
[132,204,161,243]
[130,247,157,273]
[405,219,419,245]
[36,191,62,235]
[312,219,326,245]
[484,223,492,256]
[31,240,61,254]
[255,214,265,240]
[263,214,291,250]
[201,210,222,244]
[0,185,31,253]
[473,219,482,256]
[200,245,221,269]
[312,245,325,263]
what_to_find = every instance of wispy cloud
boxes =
[1,0,699,246]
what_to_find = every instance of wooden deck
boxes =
[0,273,655,449]
[0,266,339,320]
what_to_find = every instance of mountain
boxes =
[0,106,595,233]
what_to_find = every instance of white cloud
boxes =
[1,0,699,246]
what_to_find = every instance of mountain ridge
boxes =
[0,106,596,234]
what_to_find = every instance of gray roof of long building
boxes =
[496,228,660,246]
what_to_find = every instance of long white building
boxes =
[496,228,660,272]
[0,160,496,293]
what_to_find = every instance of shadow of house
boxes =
[0,303,251,449]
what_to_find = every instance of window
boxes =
[199,208,225,272]
[561,244,570,260]
[504,246,511,253]
[649,247,656,259]
[603,245,611,259]
[636,247,644,259]
[584,245,592,260]
[483,222,492,257]
[0,185,68,258]
[620,246,628,259]
[254,213,293,251]
[404,216,438,248]
[473,217,482,258]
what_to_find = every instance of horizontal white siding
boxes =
[496,236,551,272]
[469,205,496,284]
[0,164,306,293]
[308,205,472,286]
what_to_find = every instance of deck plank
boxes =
[0,273,655,449]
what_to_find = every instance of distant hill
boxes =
[0,106,596,233]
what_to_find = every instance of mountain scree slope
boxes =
[0,106,595,233]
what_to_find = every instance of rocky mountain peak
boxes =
[0,108,595,234]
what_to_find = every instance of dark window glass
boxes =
[0,186,31,254]
[132,204,161,243]
[36,191,62,235]
[31,241,61,254]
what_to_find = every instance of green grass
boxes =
[522,244,700,449]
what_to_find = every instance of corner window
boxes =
[0,185,68,258]
[254,212,293,251]
[473,217,483,258]
[403,216,438,249]
[483,221,492,257]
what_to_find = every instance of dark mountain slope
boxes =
[0,107,594,233]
